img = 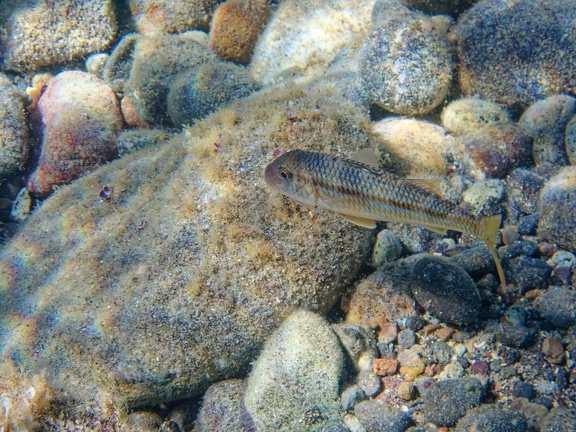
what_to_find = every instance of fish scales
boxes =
[265,149,506,287]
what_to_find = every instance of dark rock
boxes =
[410,255,481,326]
[405,316,427,332]
[422,378,483,426]
[512,382,535,400]
[517,213,540,236]
[538,407,576,432]
[448,245,496,279]
[506,168,546,215]
[498,241,538,262]
[431,341,454,369]
[354,400,414,432]
[501,348,520,365]
[538,286,576,328]
[455,405,528,432]
[506,257,551,293]
[533,396,554,410]
[494,323,534,348]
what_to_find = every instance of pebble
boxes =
[378,321,399,345]
[541,337,565,365]
[398,329,416,349]
[517,213,540,236]
[102,33,140,94]
[538,166,576,252]
[454,0,576,108]
[438,362,465,380]
[455,405,528,432]
[494,323,534,348]
[357,371,383,398]
[341,385,365,411]
[538,407,576,432]
[498,241,538,262]
[0,73,30,179]
[372,229,403,267]
[471,360,489,376]
[244,310,344,431]
[448,246,497,280]
[461,179,505,211]
[519,95,576,166]
[195,379,254,432]
[405,316,427,332]
[209,0,269,64]
[534,380,557,396]
[504,305,527,327]
[566,114,576,165]
[506,168,546,215]
[431,341,453,369]
[397,381,416,401]
[458,124,532,179]
[27,71,122,197]
[422,378,483,426]
[8,188,31,223]
[332,324,378,372]
[441,97,512,135]
[513,382,536,400]
[538,286,576,328]
[85,53,109,78]
[505,257,551,294]
[359,7,454,115]
[354,401,414,432]
[372,358,398,377]
[410,255,481,326]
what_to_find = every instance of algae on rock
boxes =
[0,83,375,408]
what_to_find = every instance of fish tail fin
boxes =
[480,214,506,288]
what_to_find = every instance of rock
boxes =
[354,400,413,432]
[209,0,270,64]
[397,381,416,401]
[517,213,539,236]
[542,337,565,365]
[0,0,117,72]
[399,0,476,15]
[244,310,344,432]
[0,85,375,408]
[332,324,378,372]
[196,379,255,432]
[566,114,576,165]
[0,73,29,179]
[378,321,399,345]
[422,378,483,426]
[410,255,481,326]
[372,117,463,176]
[372,358,398,377]
[441,97,512,136]
[167,62,259,127]
[398,329,416,349]
[27,71,122,198]
[505,257,551,294]
[461,179,504,210]
[458,124,532,179]
[346,259,417,324]
[538,407,576,432]
[250,0,376,85]
[448,245,497,280]
[455,405,528,432]
[357,371,383,398]
[85,53,109,78]
[129,0,221,34]
[513,382,535,400]
[372,229,403,267]
[359,5,454,115]
[506,168,546,215]
[494,323,534,348]
[454,0,576,108]
[504,305,527,327]
[341,385,365,411]
[103,33,140,94]
[538,286,576,328]
[120,95,151,129]
[538,166,576,251]
[9,187,32,223]
[125,32,219,125]
[116,129,170,157]
[519,95,576,166]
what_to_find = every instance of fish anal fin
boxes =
[480,214,507,288]
[405,178,444,197]
[337,213,377,229]
[351,148,380,169]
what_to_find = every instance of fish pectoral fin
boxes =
[404,178,444,197]
[351,148,380,169]
[336,213,377,229]
[420,224,448,235]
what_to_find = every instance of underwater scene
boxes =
[0,0,575,430]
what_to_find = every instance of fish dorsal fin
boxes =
[336,213,377,229]
[351,148,380,169]
[405,178,444,197]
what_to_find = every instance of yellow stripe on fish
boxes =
[265,149,506,288]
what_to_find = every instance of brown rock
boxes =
[373,358,398,376]
[209,0,270,64]
[542,337,565,364]
[397,381,416,400]
[378,322,399,344]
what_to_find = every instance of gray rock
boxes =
[332,324,378,372]
[448,245,497,279]
[505,257,551,294]
[538,407,576,432]
[455,405,528,432]
[398,329,416,349]
[341,385,365,411]
[354,400,413,432]
[422,378,483,426]
[494,323,534,348]
[517,213,539,236]
[566,114,576,165]
[244,310,344,432]
[538,286,576,328]
[360,6,453,115]
[504,305,527,327]
[506,168,546,215]
[538,166,576,252]
[196,379,255,432]
[410,255,481,326]
[512,382,535,400]
[454,0,576,108]
[372,229,403,267]
[357,371,382,398]
[519,95,576,166]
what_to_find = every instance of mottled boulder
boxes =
[0,84,375,408]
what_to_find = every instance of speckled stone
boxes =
[423,378,483,426]
[410,255,481,326]
[354,400,414,432]
[506,168,546,215]
[494,323,534,348]
[538,407,576,432]
[565,114,576,165]
[505,257,551,294]
[441,97,512,135]
[538,286,576,328]
[332,324,378,372]
[455,405,528,432]
[372,229,403,267]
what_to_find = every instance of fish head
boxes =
[264,150,317,207]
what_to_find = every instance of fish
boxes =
[264,149,506,287]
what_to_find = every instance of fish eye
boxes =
[279,168,292,180]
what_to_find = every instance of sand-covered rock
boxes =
[0,84,375,408]
[441,97,512,136]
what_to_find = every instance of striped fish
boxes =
[265,149,506,287]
